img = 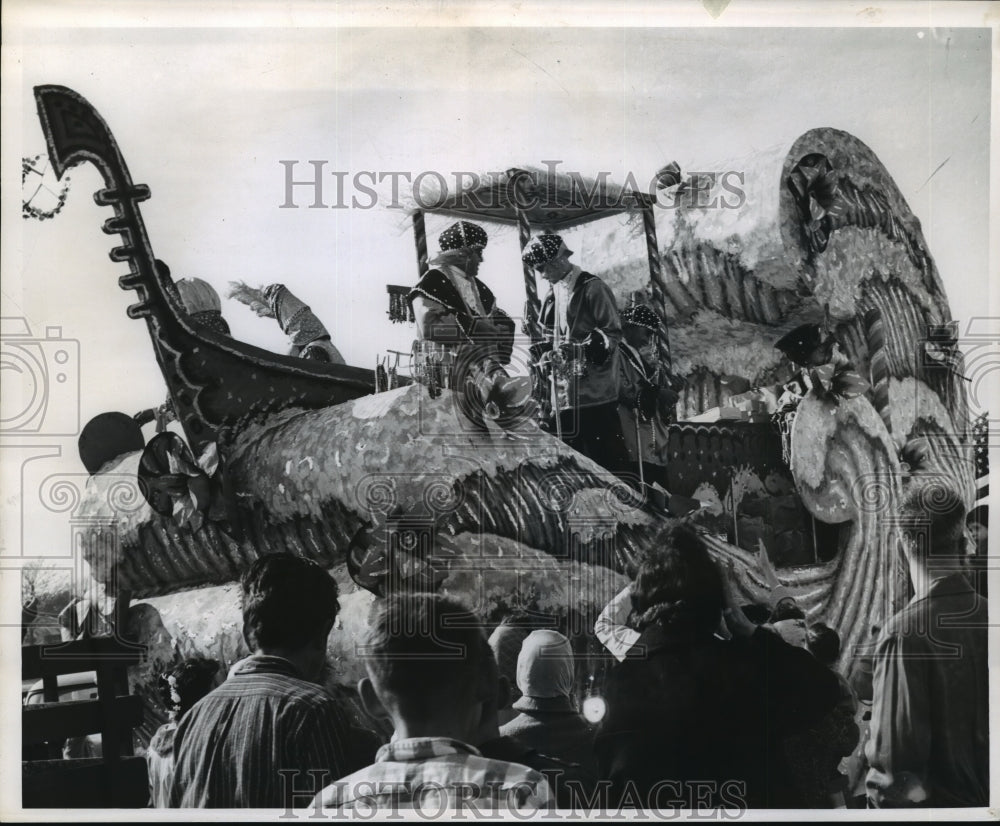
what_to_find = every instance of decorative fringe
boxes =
[387,285,414,324]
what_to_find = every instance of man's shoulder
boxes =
[577,272,616,301]
[218,668,344,713]
[314,764,377,806]
[499,712,540,735]
[577,271,605,289]
[472,752,552,786]
[411,268,451,292]
[277,676,349,718]
[880,584,987,647]
[410,267,459,293]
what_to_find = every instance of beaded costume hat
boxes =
[439,221,488,252]
[521,233,569,268]
[622,304,661,332]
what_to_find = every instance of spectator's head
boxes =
[487,620,533,713]
[158,657,221,720]
[240,554,340,680]
[475,645,512,745]
[512,629,576,713]
[968,515,988,557]
[806,622,841,668]
[769,597,806,623]
[896,480,968,564]
[631,525,724,639]
[359,593,491,743]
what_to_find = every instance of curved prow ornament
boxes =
[35,84,157,319]
[34,85,377,455]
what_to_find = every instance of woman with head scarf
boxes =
[594,526,842,809]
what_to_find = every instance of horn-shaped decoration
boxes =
[33,85,378,460]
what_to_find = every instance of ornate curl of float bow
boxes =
[34,85,379,458]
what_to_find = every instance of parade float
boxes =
[22,86,978,744]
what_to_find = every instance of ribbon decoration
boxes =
[808,362,871,402]
[346,520,449,598]
[138,432,231,534]
[785,153,841,255]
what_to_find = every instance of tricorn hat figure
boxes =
[775,323,836,367]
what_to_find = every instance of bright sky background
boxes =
[1,3,996,564]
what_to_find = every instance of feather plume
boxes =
[226,280,268,305]
[226,280,274,316]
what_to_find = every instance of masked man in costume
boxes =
[523,233,632,479]
[408,221,525,425]
[227,281,346,364]
[617,304,679,489]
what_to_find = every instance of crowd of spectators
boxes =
[151,478,988,812]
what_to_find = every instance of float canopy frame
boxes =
[408,166,666,341]
[417,166,656,233]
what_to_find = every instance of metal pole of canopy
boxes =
[506,170,541,332]
[412,209,429,276]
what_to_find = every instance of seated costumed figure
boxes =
[408,220,529,427]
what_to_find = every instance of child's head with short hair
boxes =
[361,592,491,741]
